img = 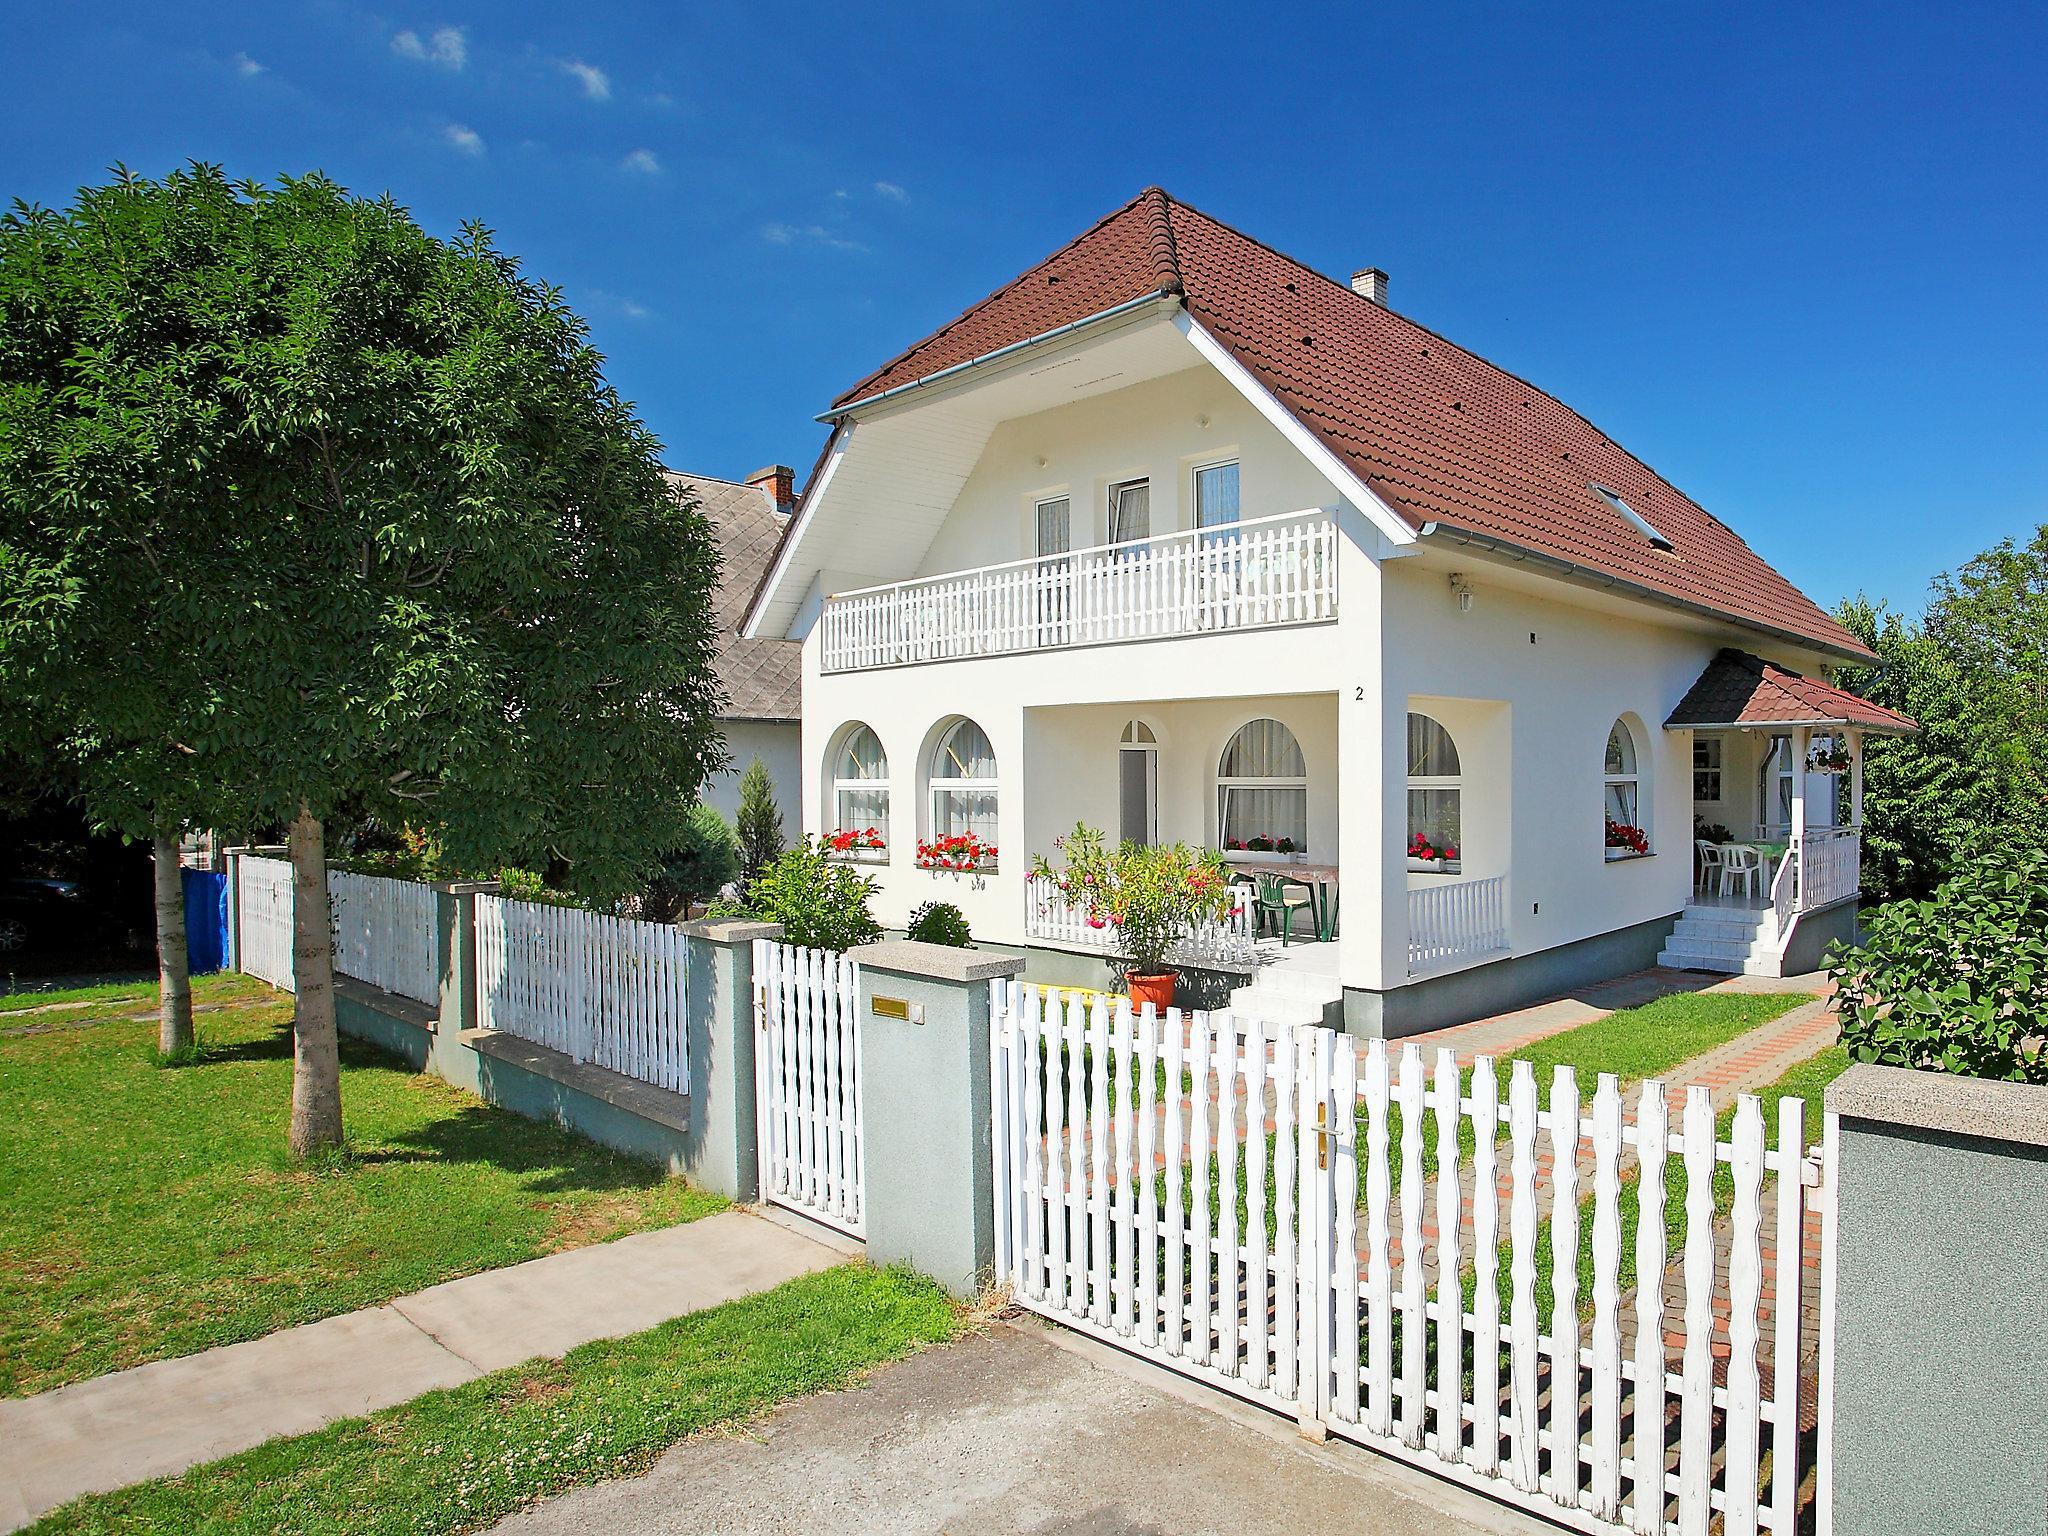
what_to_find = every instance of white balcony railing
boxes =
[1025,875,1261,969]
[1408,875,1508,976]
[1771,824,1861,938]
[822,507,1337,673]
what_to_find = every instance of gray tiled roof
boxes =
[668,471,801,723]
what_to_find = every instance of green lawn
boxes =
[28,1264,958,1536]
[1,974,724,1398]
[0,978,161,1012]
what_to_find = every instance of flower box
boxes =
[916,833,997,874]
[824,828,886,862]
[1221,849,1305,868]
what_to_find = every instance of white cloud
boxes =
[620,148,661,175]
[560,59,611,101]
[761,221,868,254]
[873,180,908,203]
[442,123,485,156]
[585,289,653,321]
[230,52,265,77]
[394,26,466,70]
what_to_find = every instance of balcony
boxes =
[820,507,1337,674]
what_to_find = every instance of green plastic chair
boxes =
[1253,872,1316,946]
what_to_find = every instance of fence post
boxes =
[430,882,497,1045]
[1819,1065,2048,1536]
[678,918,783,1203]
[846,939,1026,1297]
[221,847,248,972]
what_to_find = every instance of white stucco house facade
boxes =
[742,188,1914,1036]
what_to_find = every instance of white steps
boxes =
[1658,902,1789,975]
[1230,954,1344,1028]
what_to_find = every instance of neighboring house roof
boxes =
[822,187,1873,662]
[1664,648,1917,734]
[671,471,801,723]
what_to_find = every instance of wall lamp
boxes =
[1449,572,1474,614]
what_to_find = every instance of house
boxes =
[741,188,1915,1036]
[673,466,803,828]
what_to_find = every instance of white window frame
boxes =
[1406,712,1463,873]
[1604,717,1648,859]
[927,718,998,868]
[1692,734,1723,804]
[829,724,889,862]
[1192,457,1241,532]
[1107,476,1151,546]
[1215,717,1308,853]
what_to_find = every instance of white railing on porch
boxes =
[821,507,1338,673]
[1766,826,1862,940]
[1408,875,1508,975]
[1025,875,1261,969]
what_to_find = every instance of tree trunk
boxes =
[287,806,344,1157]
[152,832,194,1055]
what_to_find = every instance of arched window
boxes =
[1407,713,1462,870]
[1217,719,1307,851]
[1605,718,1648,855]
[829,724,888,858]
[1119,720,1158,846]
[928,718,998,862]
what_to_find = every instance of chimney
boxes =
[1350,267,1390,306]
[746,463,796,515]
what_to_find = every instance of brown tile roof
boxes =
[830,187,1873,662]
[1664,648,1917,734]
[670,471,801,722]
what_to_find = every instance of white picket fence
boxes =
[752,939,864,1237]
[474,894,690,1094]
[821,508,1338,672]
[327,870,440,1005]
[989,984,1814,1536]
[235,855,296,990]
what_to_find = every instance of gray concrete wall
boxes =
[1825,1065,2048,1536]
[1781,898,1860,976]
[1342,912,1678,1038]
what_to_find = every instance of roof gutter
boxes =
[817,288,1181,422]
[1414,521,1877,667]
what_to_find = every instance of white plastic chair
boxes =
[1694,839,1725,891]
[1719,844,1763,901]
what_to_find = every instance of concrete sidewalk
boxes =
[494,1320,1556,1536]
[0,1209,851,1531]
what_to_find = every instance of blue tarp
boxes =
[183,867,227,974]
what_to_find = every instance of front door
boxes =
[1119,720,1158,845]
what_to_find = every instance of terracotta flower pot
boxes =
[1126,969,1177,1013]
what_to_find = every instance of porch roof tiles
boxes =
[1663,648,1917,735]
[819,187,1876,663]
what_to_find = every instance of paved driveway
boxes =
[495,1320,1552,1536]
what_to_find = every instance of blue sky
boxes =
[6,2,2044,616]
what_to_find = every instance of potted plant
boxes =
[824,826,886,861]
[1406,831,1461,872]
[1220,834,1305,867]
[1604,816,1650,860]
[1808,741,1853,775]
[1032,823,1232,1012]
[916,832,997,873]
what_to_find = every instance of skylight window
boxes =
[1592,484,1673,552]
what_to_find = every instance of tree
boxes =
[0,166,725,1153]
[639,802,740,922]
[734,757,784,880]
[1836,524,2048,900]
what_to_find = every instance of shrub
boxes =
[734,759,785,881]
[640,803,740,922]
[1827,852,2048,1083]
[711,838,881,952]
[1030,822,1231,978]
[907,900,972,948]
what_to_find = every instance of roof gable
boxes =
[1664,648,1917,734]
[822,187,1872,662]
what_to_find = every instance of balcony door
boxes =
[1119,719,1159,846]
[1034,495,1071,647]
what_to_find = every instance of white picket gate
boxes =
[235,855,296,990]
[752,939,865,1238]
[989,983,1818,1536]
[474,894,690,1094]
[327,870,440,1005]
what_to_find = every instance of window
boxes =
[830,724,889,857]
[1119,719,1158,846]
[1108,477,1151,544]
[1034,495,1073,640]
[1692,735,1723,802]
[1194,460,1240,531]
[1407,713,1462,870]
[1034,495,1070,557]
[928,718,998,860]
[1217,718,1307,850]
[1591,484,1673,552]
[1605,718,1647,855]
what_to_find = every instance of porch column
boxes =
[1848,730,1865,826]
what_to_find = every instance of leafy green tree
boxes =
[639,802,740,922]
[0,166,724,1154]
[1837,524,2048,899]
[733,757,784,881]
[712,838,880,952]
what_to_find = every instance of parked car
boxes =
[0,877,89,952]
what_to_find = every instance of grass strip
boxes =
[28,1264,958,1536]
[0,977,168,1014]
[2,973,723,1397]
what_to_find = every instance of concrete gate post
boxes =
[678,918,784,1203]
